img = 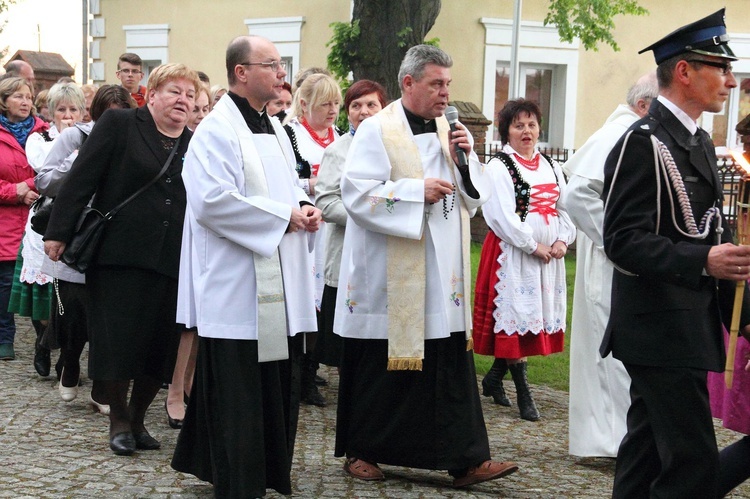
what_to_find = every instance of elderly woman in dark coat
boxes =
[44,63,200,456]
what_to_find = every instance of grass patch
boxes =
[470,241,575,392]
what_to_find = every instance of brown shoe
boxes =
[452,460,518,487]
[344,457,385,481]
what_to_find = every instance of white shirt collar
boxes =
[657,95,698,135]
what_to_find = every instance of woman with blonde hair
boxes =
[283,72,342,406]
[208,84,226,110]
[0,77,48,361]
[44,63,200,456]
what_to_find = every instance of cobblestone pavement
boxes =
[2,317,749,498]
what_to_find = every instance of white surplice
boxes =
[333,99,489,340]
[178,95,317,342]
[561,104,635,457]
[285,118,338,310]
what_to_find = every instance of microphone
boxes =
[445,106,468,168]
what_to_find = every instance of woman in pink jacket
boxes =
[0,76,48,360]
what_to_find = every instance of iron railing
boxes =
[718,155,745,231]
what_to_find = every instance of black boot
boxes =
[481,358,511,406]
[32,320,51,377]
[301,354,326,407]
[508,362,540,421]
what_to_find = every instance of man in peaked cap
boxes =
[600,8,750,498]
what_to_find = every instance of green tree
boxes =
[327,0,647,96]
[545,0,648,51]
[328,0,441,101]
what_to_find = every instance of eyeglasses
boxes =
[117,69,143,75]
[685,58,733,75]
[239,60,287,72]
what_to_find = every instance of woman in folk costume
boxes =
[283,72,341,406]
[473,98,575,421]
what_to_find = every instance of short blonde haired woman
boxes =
[45,63,201,456]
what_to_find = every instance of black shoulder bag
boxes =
[61,135,182,272]
[31,127,90,235]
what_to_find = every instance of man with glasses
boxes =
[171,35,320,497]
[601,8,750,498]
[116,53,146,106]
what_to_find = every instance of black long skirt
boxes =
[335,331,491,471]
[312,284,343,367]
[85,266,180,381]
[172,336,301,498]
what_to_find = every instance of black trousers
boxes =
[613,364,718,498]
[719,435,750,497]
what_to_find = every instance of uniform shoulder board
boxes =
[631,116,658,137]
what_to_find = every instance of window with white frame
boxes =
[481,18,578,150]
[122,24,169,85]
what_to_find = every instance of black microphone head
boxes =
[445,106,459,124]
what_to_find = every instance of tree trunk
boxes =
[352,0,441,101]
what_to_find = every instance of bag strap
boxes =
[103,134,182,220]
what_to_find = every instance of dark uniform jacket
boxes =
[45,106,191,279]
[600,98,750,371]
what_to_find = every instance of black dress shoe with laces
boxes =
[110,432,136,456]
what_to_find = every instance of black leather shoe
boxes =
[110,432,136,456]
[301,384,327,407]
[33,345,51,377]
[165,401,183,429]
[133,431,161,450]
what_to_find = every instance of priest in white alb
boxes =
[171,35,320,498]
[332,44,518,489]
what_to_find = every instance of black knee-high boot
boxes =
[508,362,540,421]
[32,319,50,377]
[481,358,511,406]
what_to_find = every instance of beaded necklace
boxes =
[513,152,540,171]
[300,117,335,148]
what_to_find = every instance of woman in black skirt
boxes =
[44,63,201,456]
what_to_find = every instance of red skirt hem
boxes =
[472,231,564,358]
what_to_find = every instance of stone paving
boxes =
[2,316,749,498]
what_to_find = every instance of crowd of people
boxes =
[1,7,750,498]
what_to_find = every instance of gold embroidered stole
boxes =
[214,99,289,362]
[379,102,473,371]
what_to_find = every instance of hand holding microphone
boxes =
[445,106,469,168]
